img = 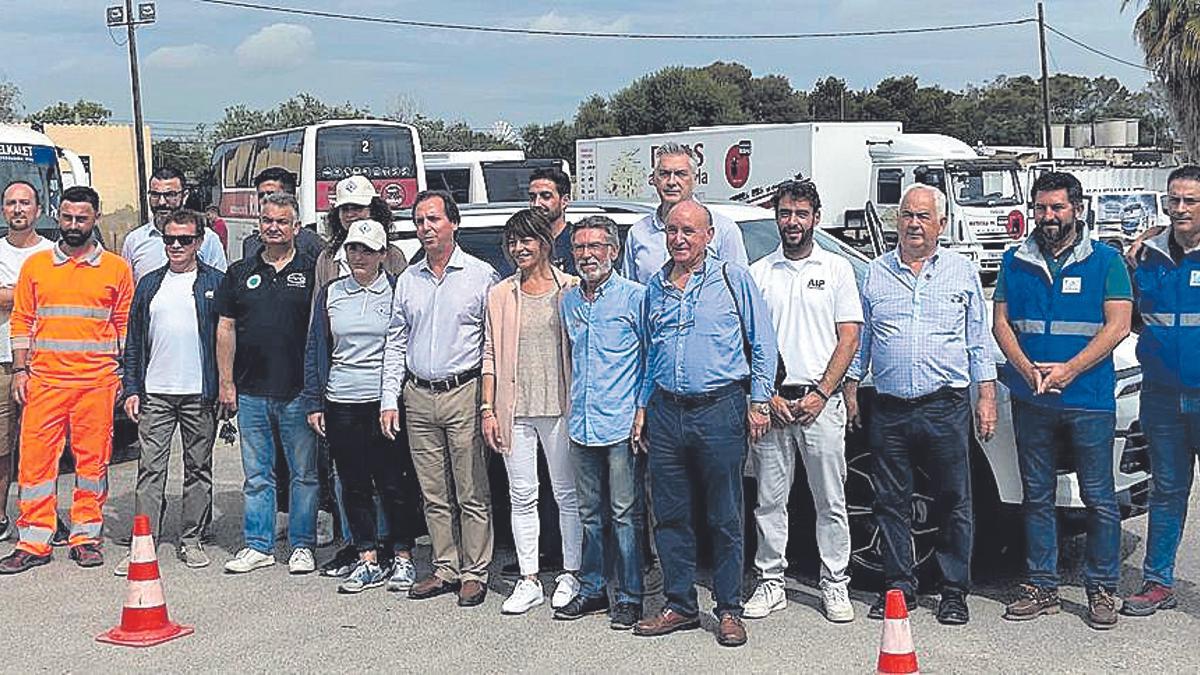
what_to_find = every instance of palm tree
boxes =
[1122,0,1200,159]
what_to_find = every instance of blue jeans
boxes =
[238,394,319,552]
[1012,399,1120,592]
[646,384,747,618]
[571,439,645,606]
[1140,384,1200,588]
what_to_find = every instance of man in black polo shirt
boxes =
[216,191,320,575]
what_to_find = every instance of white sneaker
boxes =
[316,510,334,548]
[113,552,131,577]
[387,557,416,592]
[288,547,316,575]
[820,579,855,623]
[224,547,276,574]
[743,579,787,619]
[551,572,580,609]
[501,578,545,615]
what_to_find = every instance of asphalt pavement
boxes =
[1,437,1197,673]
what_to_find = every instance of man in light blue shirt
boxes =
[845,183,998,626]
[632,200,776,648]
[557,215,646,626]
[621,142,747,284]
[121,167,227,282]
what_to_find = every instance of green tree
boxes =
[1123,0,1200,158]
[407,115,518,152]
[609,66,746,135]
[573,95,618,139]
[521,121,577,161]
[152,137,211,179]
[26,99,112,125]
[0,80,21,123]
[809,76,852,120]
[212,93,368,140]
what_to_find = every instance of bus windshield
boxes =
[316,125,419,211]
[0,143,62,231]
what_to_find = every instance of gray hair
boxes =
[900,182,947,219]
[571,215,620,249]
[260,191,300,222]
[653,142,699,175]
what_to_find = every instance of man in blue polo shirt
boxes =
[1123,164,1200,617]
[993,171,1132,630]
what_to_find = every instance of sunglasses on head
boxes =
[163,234,197,246]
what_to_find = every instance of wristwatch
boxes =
[751,402,771,416]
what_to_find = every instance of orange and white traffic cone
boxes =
[96,514,194,647]
[877,589,919,674]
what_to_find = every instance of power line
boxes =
[1045,24,1151,72]
[193,0,1035,40]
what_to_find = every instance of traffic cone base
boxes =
[96,514,193,647]
[877,589,919,675]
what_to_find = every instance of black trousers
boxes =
[324,400,422,552]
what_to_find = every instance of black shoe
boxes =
[0,515,12,542]
[937,590,970,625]
[319,544,359,578]
[868,590,917,620]
[610,602,642,630]
[554,594,610,620]
[50,518,70,547]
[0,548,52,574]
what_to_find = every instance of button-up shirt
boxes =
[381,245,499,411]
[849,247,997,398]
[640,257,777,405]
[122,221,227,282]
[561,273,645,446]
[621,207,748,285]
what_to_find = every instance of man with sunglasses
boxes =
[121,166,227,282]
[1123,164,1200,618]
[115,209,223,575]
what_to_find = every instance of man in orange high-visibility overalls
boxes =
[0,185,133,574]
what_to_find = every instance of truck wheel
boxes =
[845,447,939,590]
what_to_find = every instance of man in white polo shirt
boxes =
[121,166,227,282]
[745,180,863,623]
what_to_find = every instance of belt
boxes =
[778,383,840,401]
[656,381,747,409]
[877,386,966,406]
[407,367,481,393]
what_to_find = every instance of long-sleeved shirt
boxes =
[121,221,227,282]
[621,207,748,285]
[381,245,499,411]
[561,273,646,447]
[11,243,133,386]
[849,247,997,398]
[640,257,777,405]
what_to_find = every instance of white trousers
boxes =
[505,416,582,575]
[750,393,851,584]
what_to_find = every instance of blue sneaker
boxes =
[338,560,387,594]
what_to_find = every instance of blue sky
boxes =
[2,1,1154,137]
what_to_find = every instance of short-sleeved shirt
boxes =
[216,251,315,398]
[0,235,56,363]
[994,238,1133,302]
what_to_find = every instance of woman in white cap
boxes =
[301,219,423,593]
[315,174,408,292]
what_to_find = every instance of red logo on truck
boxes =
[725,141,752,189]
[1006,210,1026,239]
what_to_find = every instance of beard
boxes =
[59,227,92,247]
[781,226,814,252]
[1033,219,1077,251]
[579,257,612,283]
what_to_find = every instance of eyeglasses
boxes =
[898,210,936,224]
[571,242,612,254]
[148,190,184,202]
[1165,195,1200,208]
[163,235,197,246]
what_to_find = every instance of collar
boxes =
[765,244,827,268]
[52,242,103,267]
[255,246,298,272]
[420,244,465,275]
[885,245,940,274]
[1014,227,1094,271]
[344,272,390,295]
[140,221,164,239]
[656,255,710,290]
[1143,227,1174,261]
[579,271,619,299]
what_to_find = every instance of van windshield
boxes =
[950,169,1021,207]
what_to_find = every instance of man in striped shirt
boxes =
[0,186,134,574]
[845,183,997,625]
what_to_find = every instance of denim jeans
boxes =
[646,384,747,618]
[238,394,319,552]
[571,439,646,605]
[1140,384,1200,588]
[1012,399,1119,592]
[870,388,973,595]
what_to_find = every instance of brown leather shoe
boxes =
[458,580,487,607]
[408,575,459,600]
[633,608,700,637]
[717,613,747,647]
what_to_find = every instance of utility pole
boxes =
[106,1,156,226]
[1037,1,1054,160]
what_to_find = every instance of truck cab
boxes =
[867,134,1026,274]
[0,124,90,238]
[423,150,570,205]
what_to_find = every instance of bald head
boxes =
[664,199,714,269]
[665,199,712,232]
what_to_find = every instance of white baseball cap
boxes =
[343,219,387,252]
[334,175,377,207]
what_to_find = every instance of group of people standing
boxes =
[0,140,1198,648]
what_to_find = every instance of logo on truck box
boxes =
[724,140,752,189]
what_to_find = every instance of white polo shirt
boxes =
[749,244,863,386]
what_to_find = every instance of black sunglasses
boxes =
[163,235,198,246]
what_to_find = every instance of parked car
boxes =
[392,200,1152,584]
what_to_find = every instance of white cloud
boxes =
[234,23,315,70]
[525,11,632,34]
[145,44,217,70]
